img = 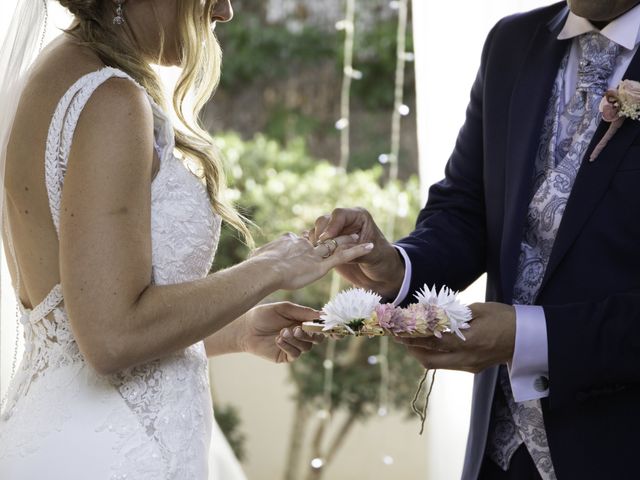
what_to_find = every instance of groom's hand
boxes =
[396,302,516,373]
[309,208,405,299]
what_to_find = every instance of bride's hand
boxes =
[251,233,373,291]
[241,302,324,363]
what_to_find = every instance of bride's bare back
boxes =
[4,36,159,311]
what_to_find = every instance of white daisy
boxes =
[414,284,472,340]
[321,288,382,334]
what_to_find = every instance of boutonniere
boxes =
[590,79,640,162]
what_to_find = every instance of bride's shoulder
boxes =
[22,36,151,128]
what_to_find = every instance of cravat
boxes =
[487,32,621,480]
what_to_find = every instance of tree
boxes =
[213,133,425,479]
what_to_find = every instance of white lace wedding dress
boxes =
[0,67,234,479]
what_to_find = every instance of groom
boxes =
[311,0,640,478]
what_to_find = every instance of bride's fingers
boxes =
[313,233,359,257]
[307,332,325,344]
[278,328,314,353]
[277,302,320,321]
[275,336,303,361]
[324,242,374,268]
[314,233,359,255]
[291,326,324,345]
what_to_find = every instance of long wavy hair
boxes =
[57,0,253,247]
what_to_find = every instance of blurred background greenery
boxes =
[204,1,422,478]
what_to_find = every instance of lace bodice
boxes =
[0,68,221,479]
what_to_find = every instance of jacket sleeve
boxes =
[394,22,503,301]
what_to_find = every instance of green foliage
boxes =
[214,404,247,461]
[213,132,425,419]
[218,13,413,110]
[263,105,328,147]
[349,18,415,110]
[215,13,416,155]
[217,13,337,91]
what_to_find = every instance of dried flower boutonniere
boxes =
[590,79,640,162]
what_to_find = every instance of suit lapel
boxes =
[500,9,570,303]
[538,50,640,294]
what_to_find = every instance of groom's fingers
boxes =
[318,208,367,242]
[406,347,464,370]
[310,214,331,244]
[397,334,457,351]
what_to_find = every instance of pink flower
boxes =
[404,303,438,335]
[618,79,640,108]
[375,304,408,334]
[591,80,640,162]
[599,90,621,122]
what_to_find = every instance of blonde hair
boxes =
[57,0,253,247]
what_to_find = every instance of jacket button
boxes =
[534,376,549,392]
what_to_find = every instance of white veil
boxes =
[0,0,49,403]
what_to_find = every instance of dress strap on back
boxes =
[31,68,141,321]
[44,67,141,236]
[21,284,64,325]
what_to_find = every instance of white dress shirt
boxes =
[393,3,640,402]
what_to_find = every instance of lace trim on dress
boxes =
[23,283,63,323]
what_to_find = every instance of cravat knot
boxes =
[577,32,620,96]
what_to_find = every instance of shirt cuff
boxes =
[508,305,550,402]
[390,246,412,306]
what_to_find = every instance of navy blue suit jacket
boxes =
[396,3,640,478]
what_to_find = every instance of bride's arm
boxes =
[58,79,367,375]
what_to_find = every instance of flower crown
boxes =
[304,285,472,340]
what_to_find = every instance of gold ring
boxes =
[319,239,338,258]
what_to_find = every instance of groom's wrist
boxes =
[388,246,410,305]
[374,243,406,300]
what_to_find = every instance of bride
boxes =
[0,0,373,478]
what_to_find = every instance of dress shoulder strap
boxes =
[44,67,145,235]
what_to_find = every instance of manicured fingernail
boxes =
[364,243,374,250]
[283,330,292,338]
[351,233,359,241]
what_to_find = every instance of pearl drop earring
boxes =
[113,0,125,25]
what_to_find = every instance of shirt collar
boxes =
[558,3,640,51]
